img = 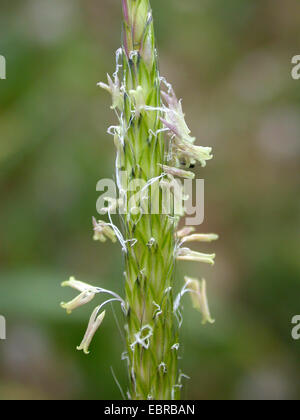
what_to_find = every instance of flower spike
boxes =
[61,0,218,400]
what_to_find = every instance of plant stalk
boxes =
[121,0,179,400]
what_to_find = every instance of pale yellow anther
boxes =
[181,234,219,244]
[60,290,96,315]
[177,248,216,265]
[184,277,215,325]
[77,308,106,354]
[61,277,98,293]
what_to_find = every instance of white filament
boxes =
[130,325,153,351]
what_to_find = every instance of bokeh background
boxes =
[0,0,299,400]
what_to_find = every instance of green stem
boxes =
[121,0,179,400]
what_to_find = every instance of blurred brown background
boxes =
[0,0,299,400]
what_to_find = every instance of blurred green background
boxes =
[0,0,299,400]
